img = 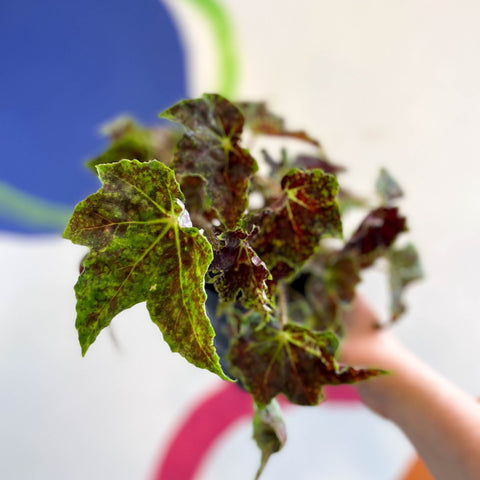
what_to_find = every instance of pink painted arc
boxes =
[152,383,360,480]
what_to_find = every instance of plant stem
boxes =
[278,282,288,326]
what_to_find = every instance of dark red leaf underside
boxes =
[210,230,273,312]
[343,207,407,268]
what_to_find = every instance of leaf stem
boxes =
[278,282,288,326]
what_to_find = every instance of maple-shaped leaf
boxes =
[228,322,383,406]
[343,207,407,268]
[209,230,273,312]
[388,244,423,321]
[87,117,178,173]
[237,101,320,147]
[305,253,361,333]
[253,399,287,480]
[160,94,258,229]
[250,169,342,282]
[376,168,404,205]
[63,159,228,380]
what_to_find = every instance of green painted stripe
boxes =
[0,181,71,230]
[178,0,239,98]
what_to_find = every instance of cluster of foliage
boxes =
[64,94,421,478]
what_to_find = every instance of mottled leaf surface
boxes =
[388,244,423,321]
[238,102,320,147]
[210,230,273,312]
[160,94,257,228]
[251,169,342,282]
[343,207,407,268]
[63,160,227,379]
[87,118,177,173]
[228,323,383,406]
[305,253,361,332]
[253,399,287,480]
[87,128,155,173]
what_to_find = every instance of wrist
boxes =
[340,331,415,418]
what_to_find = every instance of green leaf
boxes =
[209,230,273,312]
[376,167,404,205]
[86,118,177,173]
[228,322,384,406]
[305,253,361,333]
[160,94,258,229]
[250,169,342,282]
[63,159,228,380]
[253,399,287,480]
[237,101,320,147]
[388,244,423,321]
[87,127,154,173]
[343,207,407,268]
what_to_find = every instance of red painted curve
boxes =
[152,383,360,480]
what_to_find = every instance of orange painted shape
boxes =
[400,456,435,480]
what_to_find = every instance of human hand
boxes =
[340,296,412,418]
[340,296,480,479]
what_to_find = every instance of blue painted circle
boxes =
[0,0,187,233]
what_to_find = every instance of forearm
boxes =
[389,361,480,479]
[346,333,480,480]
